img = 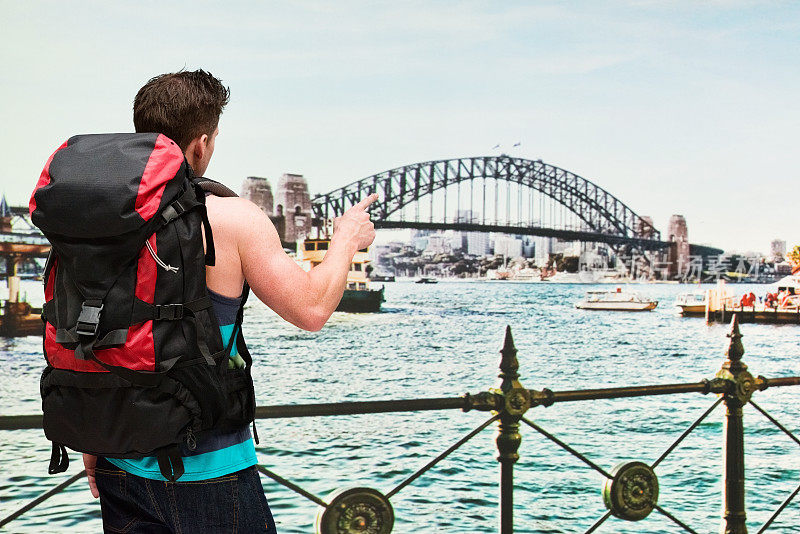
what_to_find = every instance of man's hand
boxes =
[333,194,378,251]
[83,453,99,498]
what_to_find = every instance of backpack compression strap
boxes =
[161,183,216,266]
[233,283,260,444]
[156,445,185,482]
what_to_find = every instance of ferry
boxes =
[575,288,658,311]
[299,238,384,313]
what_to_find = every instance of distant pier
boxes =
[0,197,49,336]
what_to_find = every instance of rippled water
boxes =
[1,280,799,533]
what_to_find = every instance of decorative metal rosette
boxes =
[316,487,394,534]
[602,461,659,521]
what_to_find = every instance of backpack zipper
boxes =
[185,427,197,451]
[145,240,179,273]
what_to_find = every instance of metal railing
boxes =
[1,315,799,533]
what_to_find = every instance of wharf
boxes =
[685,278,800,325]
[0,301,42,336]
[691,305,800,325]
[0,201,51,336]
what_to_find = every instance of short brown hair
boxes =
[133,70,230,151]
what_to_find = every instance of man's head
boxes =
[133,69,229,175]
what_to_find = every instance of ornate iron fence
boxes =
[1,316,799,533]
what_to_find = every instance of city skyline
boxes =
[1,1,798,254]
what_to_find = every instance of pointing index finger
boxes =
[354,193,379,210]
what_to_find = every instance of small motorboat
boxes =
[415,277,438,284]
[575,288,658,311]
[675,291,707,316]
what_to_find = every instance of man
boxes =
[83,70,377,533]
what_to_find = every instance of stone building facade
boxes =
[666,214,690,278]
[240,177,274,215]
[275,173,313,243]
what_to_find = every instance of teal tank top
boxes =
[106,289,256,480]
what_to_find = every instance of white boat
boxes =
[543,269,631,284]
[510,268,539,282]
[543,272,585,283]
[485,268,510,281]
[675,290,708,316]
[575,288,658,311]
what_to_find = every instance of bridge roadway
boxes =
[376,220,672,251]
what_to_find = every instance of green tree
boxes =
[788,245,800,271]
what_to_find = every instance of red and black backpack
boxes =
[30,133,256,481]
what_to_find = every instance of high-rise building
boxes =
[455,209,490,256]
[494,236,523,258]
[521,236,535,259]
[771,239,787,260]
[466,232,490,256]
[534,236,553,267]
[424,234,451,255]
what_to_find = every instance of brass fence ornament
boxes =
[716,314,756,405]
[316,487,394,534]
[603,461,659,521]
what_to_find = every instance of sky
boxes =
[1,0,798,255]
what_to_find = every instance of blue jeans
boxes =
[95,456,277,533]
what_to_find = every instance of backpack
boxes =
[30,133,256,481]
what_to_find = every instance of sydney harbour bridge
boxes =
[310,155,716,256]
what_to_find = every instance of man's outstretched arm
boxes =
[231,194,378,331]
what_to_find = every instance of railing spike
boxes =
[502,325,516,353]
[499,326,519,382]
[726,314,744,363]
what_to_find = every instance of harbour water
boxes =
[1,280,799,533]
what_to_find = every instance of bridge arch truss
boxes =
[312,156,666,250]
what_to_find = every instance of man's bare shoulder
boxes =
[205,195,268,227]
[204,195,282,253]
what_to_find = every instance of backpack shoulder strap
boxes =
[194,177,238,198]
[190,176,238,267]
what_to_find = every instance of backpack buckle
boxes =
[155,304,184,320]
[76,301,103,336]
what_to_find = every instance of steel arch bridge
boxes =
[311,155,670,251]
